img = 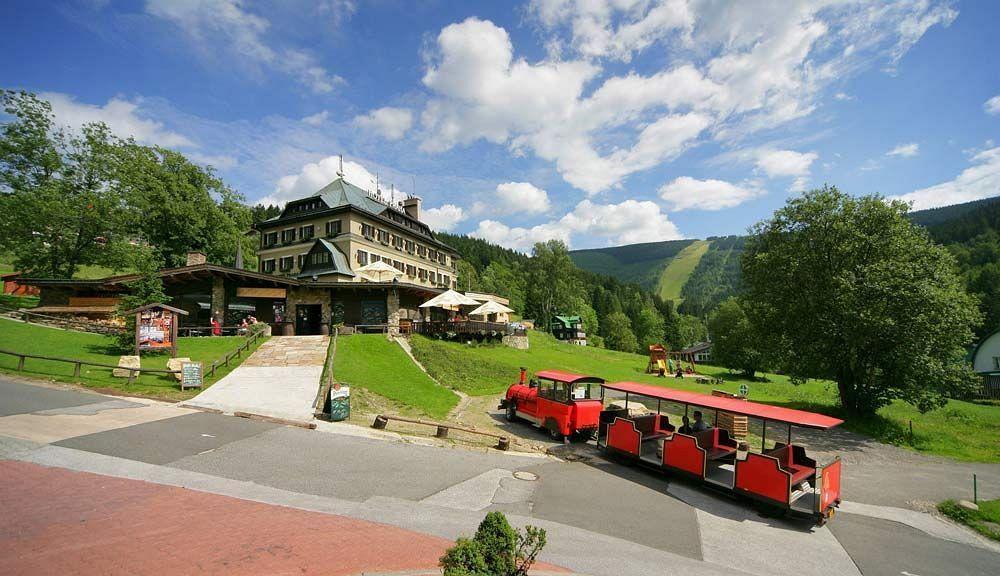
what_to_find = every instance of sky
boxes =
[1,0,998,251]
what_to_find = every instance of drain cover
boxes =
[513,471,538,481]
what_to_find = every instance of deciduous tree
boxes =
[742,186,981,414]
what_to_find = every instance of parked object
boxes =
[500,368,604,441]
[598,380,843,525]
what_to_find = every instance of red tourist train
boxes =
[503,370,843,524]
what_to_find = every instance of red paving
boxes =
[0,460,454,575]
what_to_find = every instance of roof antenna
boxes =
[390,183,395,206]
[337,154,344,178]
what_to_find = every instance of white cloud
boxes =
[41,92,193,148]
[472,198,682,251]
[892,146,1000,210]
[422,204,466,231]
[353,107,413,141]
[659,177,763,211]
[145,0,342,93]
[419,3,952,194]
[984,95,1000,116]
[187,152,238,170]
[264,156,377,206]
[471,220,570,252]
[493,182,551,215]
[887,142,919,157]
[833,92,854,101]
[302,110,329,126]
[755,149,818,178]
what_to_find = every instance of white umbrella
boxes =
[468,300,514,317]
[356,260,402,282]
[419,289,481,311]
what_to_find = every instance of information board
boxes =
[181,361,203,390]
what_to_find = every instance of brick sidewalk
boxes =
[0,460,451,575]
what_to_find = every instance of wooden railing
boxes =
[372,414,512,451]
[977,374,1000,401]
[410,320,526,337]
[177,325,243,337]
[0,329,266,384]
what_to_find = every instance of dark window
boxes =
[297,254,306,268]
[300,225,314,240]
[362,223,375,238]
[393,260,404,272]
[371,254,381,263]
[279,256,294,271]
[378,230,390,244]
[281,229,296,243]
[326,220,342,236]
[404,240,415,253]
[309,251,331,266]
[261,259,276,273]
[406,264,416,276]
[263,232,278,247]
[356,251,368,265]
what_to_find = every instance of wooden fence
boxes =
[977,374,1000,401]
[372,414,512,450]
[0,329,266,385]
[410,320,526,337]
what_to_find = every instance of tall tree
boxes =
[116,144,253,268]
[633,307,667,350]
[743,186,981,414]
[708,297,765,378]
[524,240,585,330]
[0,91,130,277]
[603,311,639,353]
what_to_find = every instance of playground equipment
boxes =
[647,344,698,376]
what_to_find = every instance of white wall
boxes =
[973,331,1000,373]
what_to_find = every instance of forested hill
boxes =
[909,196,1000,337]
[564,194,1000,333]
[568,239,695,290]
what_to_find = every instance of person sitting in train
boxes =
[691,410,711,432]
[678,415,692,434]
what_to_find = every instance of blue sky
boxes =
[2,0,998,250]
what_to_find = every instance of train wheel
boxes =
[505,404,517,422]
[545,419,563,441]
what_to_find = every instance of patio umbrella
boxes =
[419,289,480,311]
[468,300,514,318]
[356,260,402,282]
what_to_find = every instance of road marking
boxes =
[200,434,215,438]
[901,571,923,576]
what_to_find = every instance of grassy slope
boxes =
[938,499,1000,542]
[0,317,265,400]
[410,331,1000,462]
[658,239,710,303]
[569,239,695,290]
[333,334,458,420]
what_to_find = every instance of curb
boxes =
[233,411,318,429]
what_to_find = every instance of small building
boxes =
[550,315,586,346]
[971,329,1000,400]
[681,341,713,363]
[2,272,40,297]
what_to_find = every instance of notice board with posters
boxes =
[126,303,188,358]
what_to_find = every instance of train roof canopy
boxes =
[602,381,843,429]
[535,370,605,385]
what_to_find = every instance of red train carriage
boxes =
[500,369,604,440]
[598,381,843,524]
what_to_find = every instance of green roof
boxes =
[551,315,582,328]
[297,238,355,279]
[312,178,393,216]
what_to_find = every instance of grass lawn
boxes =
[333,334,459,420]
[0,294,39,309]
[657,239,710,303]
[410,331,1000,462]
[938,499,1000,541]
[0,317,265,401]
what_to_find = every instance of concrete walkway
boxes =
[184,336,328,422]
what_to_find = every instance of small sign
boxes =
[738,383,749,397]
[181,361,203,390]
[329,385,350,422]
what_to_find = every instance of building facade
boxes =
[22,177,463,337]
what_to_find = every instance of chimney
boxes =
[186,251,207,266]
[519,367,527,386]
[402,196,421,220]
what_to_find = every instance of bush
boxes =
[440,511,547,576]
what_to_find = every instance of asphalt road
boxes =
[2,376,999,576]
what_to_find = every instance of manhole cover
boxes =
[513,471,538,481]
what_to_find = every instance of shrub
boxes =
[440,511,547,576]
